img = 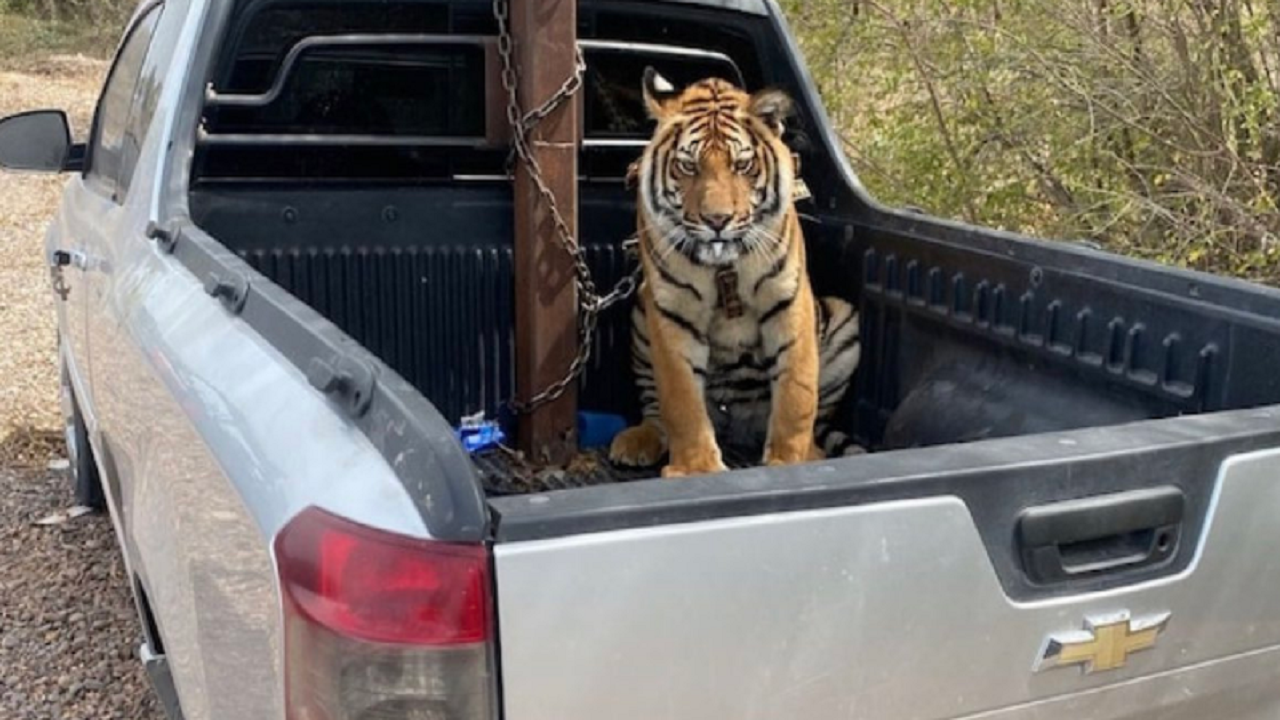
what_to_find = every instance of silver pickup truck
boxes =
[3,0,1280,718]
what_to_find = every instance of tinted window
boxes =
[194,1,750,182]
[591,9,763,90]
[211,44,486,137]
[585,49,743,139]
[218,2,450,92]
[212,42,738,140]
[89,4,162,201]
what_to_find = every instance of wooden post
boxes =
[512,0,579,465]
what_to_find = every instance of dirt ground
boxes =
[0,54,163,719]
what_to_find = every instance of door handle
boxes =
[1017,486,1185,584]
[50,249,90,270]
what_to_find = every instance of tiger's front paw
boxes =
[763,453,809,467]
[661,460,729,479]
[763,436,813,467]
[662,443,728,478]
[609,423,668,468]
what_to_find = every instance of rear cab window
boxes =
[194,0,756,183]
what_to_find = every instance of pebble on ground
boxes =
[0,467,162,720]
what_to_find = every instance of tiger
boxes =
[608,69,863,478]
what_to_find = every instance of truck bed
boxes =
[181,0,1280,498]
[190,178,1280,478]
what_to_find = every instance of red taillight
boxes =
[276,507,490,646]
[275,507,496,720]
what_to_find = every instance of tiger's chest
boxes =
[706,269,771,353]
[650,255,798,353]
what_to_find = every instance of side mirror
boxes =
[0,110,83,173]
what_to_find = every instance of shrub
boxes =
[782,0,1280,283]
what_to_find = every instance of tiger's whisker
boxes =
[656,227,687,262]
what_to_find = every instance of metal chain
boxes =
[495,0,643,414]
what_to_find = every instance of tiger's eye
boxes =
[733,157,754,174]
[676,157,698,175]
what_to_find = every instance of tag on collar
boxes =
[715,267,744,319]
[791,152,812,203]
[793,177,812,203]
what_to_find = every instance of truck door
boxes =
[62,2,164,463]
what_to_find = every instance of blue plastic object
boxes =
[457,412,506,454]
[578,412,628,449]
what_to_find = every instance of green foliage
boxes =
[0,0,131,59]
[1,0,132,25]
[783,0,1280,284]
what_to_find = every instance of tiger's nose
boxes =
[701,213,732,231]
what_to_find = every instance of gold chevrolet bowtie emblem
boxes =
[1034,611,1171,674]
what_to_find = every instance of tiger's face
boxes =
[637,69,797,267]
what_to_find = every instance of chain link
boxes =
[495,0,643,414]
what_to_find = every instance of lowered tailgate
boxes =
[489,409,1280,720]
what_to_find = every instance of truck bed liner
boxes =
[476,446,761,496]
[192,181,1280,491]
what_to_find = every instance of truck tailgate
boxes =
[492,428,1280,719]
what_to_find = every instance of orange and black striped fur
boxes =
[609,70,862,478]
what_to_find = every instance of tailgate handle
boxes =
[1017,486,1185,584]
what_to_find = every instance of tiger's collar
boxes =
[791,152,812,202]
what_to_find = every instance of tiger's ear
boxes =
[750,88,794,136]
[643,67,680,119]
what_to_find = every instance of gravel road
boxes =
[1,50,162,720]
[0,468,162,719]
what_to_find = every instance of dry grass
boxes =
[0,53,105,463]
[0,10,125,65]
